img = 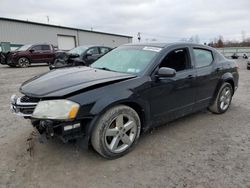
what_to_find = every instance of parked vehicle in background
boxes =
[243,54,248,59]
[49,45,112,70]
[10,43,239,159]
[247,59,250,70]
[231,53,239,59]
[0,52,7,65]
[0,44,56,68]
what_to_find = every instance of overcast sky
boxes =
[1,0,250,43]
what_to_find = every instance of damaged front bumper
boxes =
[11,95,91,147]
[31,119,85,143]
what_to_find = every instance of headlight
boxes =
[32,100,80,120]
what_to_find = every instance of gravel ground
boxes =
[0,60,249,188]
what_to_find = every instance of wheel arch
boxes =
[120,101,146,131]
[221,72,235,94]
[211,73,235,104]
[225,79,235,95]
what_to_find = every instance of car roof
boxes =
[77,45,111,48]
[124,42,213,50]
[124,43,169,48]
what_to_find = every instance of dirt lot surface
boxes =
[0,60,250,188]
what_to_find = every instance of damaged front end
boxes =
[10,66,137,149]
[11,95,91,147]
[0,52,7,65]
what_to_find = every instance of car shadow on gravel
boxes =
[28,131,104,161]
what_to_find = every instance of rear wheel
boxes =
[209,83,233,114]
[18,57,30,68]
[91,105,141,159]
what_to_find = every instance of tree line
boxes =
[208,36,250,48]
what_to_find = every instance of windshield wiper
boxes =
[96,67,114,72]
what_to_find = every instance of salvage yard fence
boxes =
[216,47,250,57]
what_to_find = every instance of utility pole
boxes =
[137,32,141,42]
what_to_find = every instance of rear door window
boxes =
[41,45,51,51]
[193,49,213,68]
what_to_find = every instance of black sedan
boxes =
[11,43,239,159]
[49,45,112,69]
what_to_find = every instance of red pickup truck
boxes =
[1,44,56,68]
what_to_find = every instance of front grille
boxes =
[11,95,39,117]
[20,96,40,103]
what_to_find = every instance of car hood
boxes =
[8,51,26,56]
[20,67,136,98]
[11,51,24,54]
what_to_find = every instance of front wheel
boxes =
[18,57,30,68]
[91,105,141,159]
[209,83,233,114]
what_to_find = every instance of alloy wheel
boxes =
[18,57,29,68]
[219,86,232,110]
[104,114,137,153]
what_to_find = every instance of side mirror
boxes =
[29,49,34,53]
[156,67,176,78]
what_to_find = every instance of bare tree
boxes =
[217,36,224,48]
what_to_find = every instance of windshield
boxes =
[91,46,161,75]
[69,46,88,55]
[15,44,32,51]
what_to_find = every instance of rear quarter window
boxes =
[31,45,42,51]
[194,48,213,68]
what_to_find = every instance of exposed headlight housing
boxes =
[32,100,80,120]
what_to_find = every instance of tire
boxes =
[91,105,141,159]
[18,57,30,68]
[209,83,233,114]
[247,67,250,70]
